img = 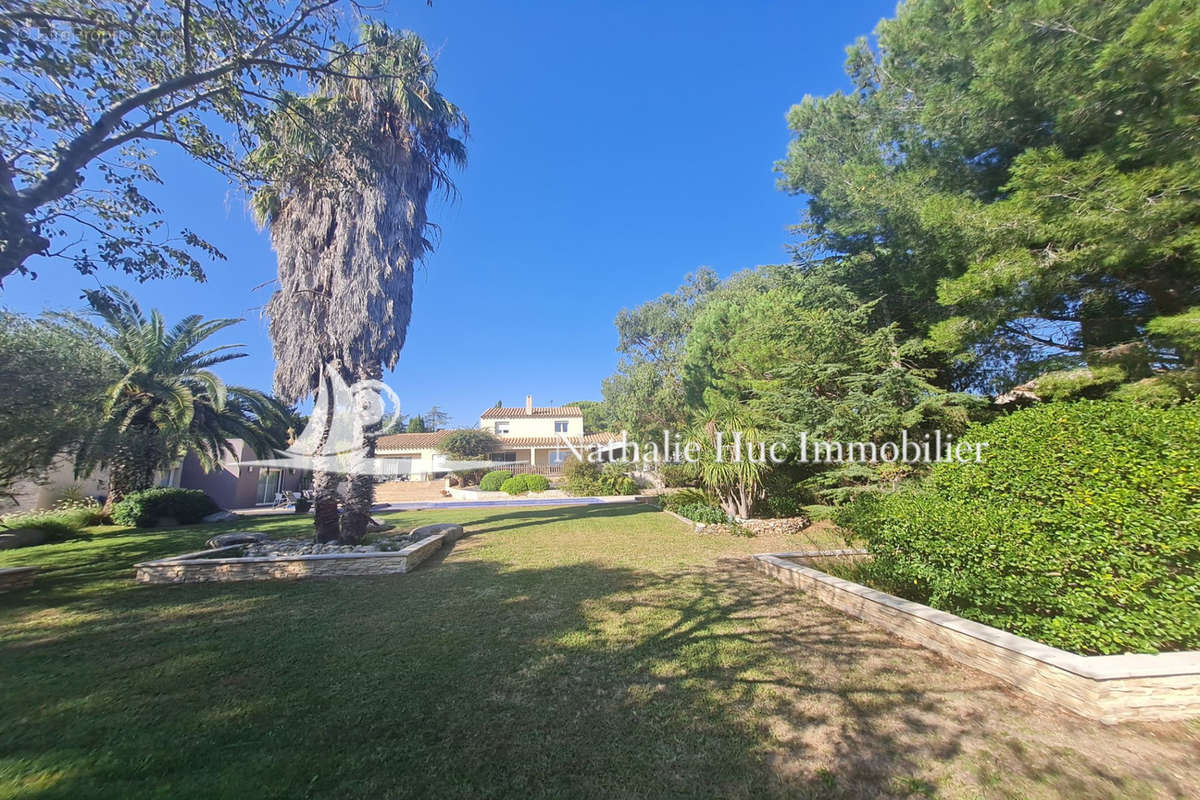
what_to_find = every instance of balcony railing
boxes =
[499,462,564,476]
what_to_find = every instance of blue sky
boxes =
[2,0,895,427]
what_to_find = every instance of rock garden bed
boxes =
[662,509,812,536]
[135,523,464,584]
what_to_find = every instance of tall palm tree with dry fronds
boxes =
[253,24,467,542]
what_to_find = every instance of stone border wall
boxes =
[753,552,1200,724]
[136,531,452,584]
[0,567,38,592]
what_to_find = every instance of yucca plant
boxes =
[50,288,288,507]
[685,394,773,519]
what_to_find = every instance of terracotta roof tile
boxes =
[375,430,624,452]
[487,434,624,448]
[479,405,583,420]
[375,430,452,451]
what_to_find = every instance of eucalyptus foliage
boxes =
[0,0,412,283]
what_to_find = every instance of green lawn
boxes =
[1,505,1196,799]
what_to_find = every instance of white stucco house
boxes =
[375,396,621,479]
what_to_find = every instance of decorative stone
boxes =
[739,516,812,536]
[202,510,240,523]
[411,523,464,543]
[206,532,272,548]
[135,531,453,584]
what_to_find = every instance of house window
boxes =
[549,450,568,465]
[554,420,569,433]
[495,421,510,434]
[255,468,283,505]
[491,451,517,463]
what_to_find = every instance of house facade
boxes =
[1,439,304,514]
[178,439,306,509]
[375,396,620,479]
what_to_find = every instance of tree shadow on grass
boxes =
[0,539,1196,799]
[408,501,664,538]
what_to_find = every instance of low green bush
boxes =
[675,503,729,525]
[844,400,1200,655]
[801,504,836,523]
[563,460,600,495]
[564,460,640,496]
[660,488,709,512]
[761,493,805,518]
[1,513,75,542]
[480,470,513,491]
[497,474,551,495]
[523,474,550,492]
[0,498,105,542]
[110,488,218,528]
[499,476,525,495]
[658,463,699,488]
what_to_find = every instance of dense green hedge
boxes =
[840,400,1200,655]
[498,474,550,495]
[110,488,218,528]
[658,463,699,488]
[659,489,729,524]
[675,503,729,525]
[0,499,104,542]
[563,461,638,496]
[480,470,512,491]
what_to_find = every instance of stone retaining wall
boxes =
[753,552,1200,724]
[0,567,38,592]
[136,531,451,584]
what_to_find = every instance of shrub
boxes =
[658,462,699,488]
[660,488,709,512]
[801,504,836,523]
[761,493,804,518]
[1,513,76,542]
[480,470,513,491]
[499,477,523,494]
[111,488,218,528]
[563,460,640,496]
[563,460,601,495]
[675,503,729,525]
[523,474,550,492]
[845,400,1200,655]
[0,497,105,542]
[452,468,487,487]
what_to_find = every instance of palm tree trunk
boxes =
[311,468,342,543]
[105,428,163,511]
[309,372,342,543]
[338,365,381,543]
[339,472,374,543]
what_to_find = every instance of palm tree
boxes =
[253,24,467,543]
[51,288,288,507]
